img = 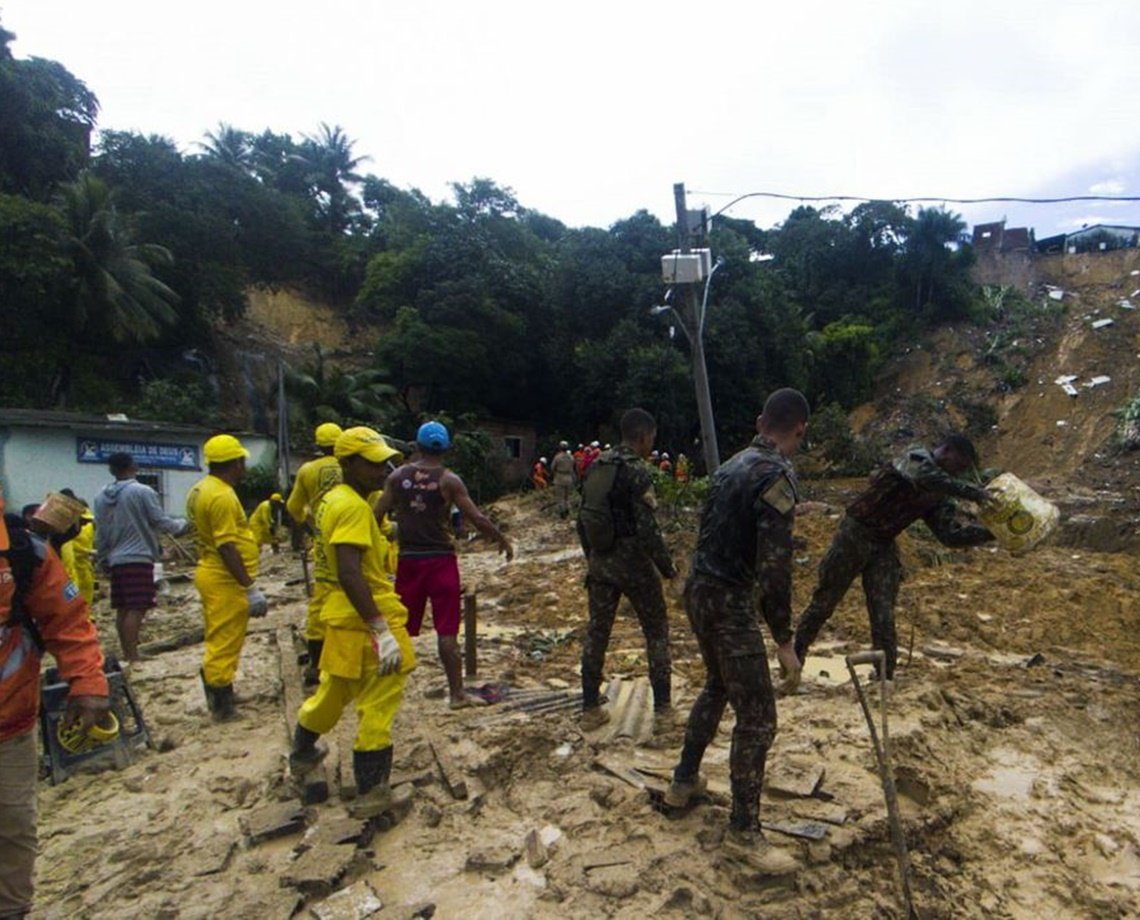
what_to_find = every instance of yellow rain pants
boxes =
[196,565,250,686]
[296,624,412,750]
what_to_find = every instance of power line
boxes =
[689,190,1140,221]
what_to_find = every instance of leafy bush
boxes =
[235,463,281,511]
[808,403,881,475]
[1113,394,1140,450]
[132,377,218,425]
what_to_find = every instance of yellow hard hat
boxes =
[204,434,250,464]
[57,710,120,754]
[270,492,283,502]
[315,422,344,447]
[334,426,399,464]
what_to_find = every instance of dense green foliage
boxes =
[0,16,987,465]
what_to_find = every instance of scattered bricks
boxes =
[309,879,383,920]
[765,762,825,798]
[241,801,307,845]
[524,828,548,869]
[429,740,468,800]
[190,836,236,876]
[283,842,356,897]
[390,768,434,789]
[421,802,443,828]
[305,817,373,849]
[465,846,519,875]
[373,786,415,832]
[584,863,639,899]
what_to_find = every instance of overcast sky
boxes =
[4,0,1139,237]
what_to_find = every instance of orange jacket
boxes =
[1,536,108,742]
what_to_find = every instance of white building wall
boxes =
[0,425,275,514]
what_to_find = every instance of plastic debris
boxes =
[1054,375,1078,385]
[1056,420,1068,427]
[1090,318,1114,330]
[1084,375,1111,388]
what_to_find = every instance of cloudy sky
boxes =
[4,0,1138,236]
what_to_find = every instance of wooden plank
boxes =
[278,626,329,804]
[429,739,469,800]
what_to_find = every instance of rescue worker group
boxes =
[1,390,1007,910]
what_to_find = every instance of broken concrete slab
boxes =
[765,762,825,798]
[190,836,236,876]
[283,842,356,896]
[922,643,966,661]
[309,879,383,920]
[241,801,307,845]
[766,818,829,841]
[301,817,372,849]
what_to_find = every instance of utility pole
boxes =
[673,182,720,475]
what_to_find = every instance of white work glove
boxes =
[368,619,403,676]
[246,586,269,618]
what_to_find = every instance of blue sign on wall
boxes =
[76,438,200,470]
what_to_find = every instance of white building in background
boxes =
[0,409,276,514]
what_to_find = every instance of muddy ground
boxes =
[26,480,1139,920]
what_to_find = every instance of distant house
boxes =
[0,409,276,513]
[972,220,1032,254]
[1058,224,1140,254]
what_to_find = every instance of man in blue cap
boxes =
[375,420,513,708]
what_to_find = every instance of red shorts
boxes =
[110,563,156,611]
[396,555,461,637]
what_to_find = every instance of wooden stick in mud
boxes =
[277,626,328,805]
[845,650,915,919]
[463,592,477,678]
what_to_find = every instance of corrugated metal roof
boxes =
[0,408,263,438]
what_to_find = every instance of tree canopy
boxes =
[0,13,987,464]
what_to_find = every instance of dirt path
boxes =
[29,489,1140,918]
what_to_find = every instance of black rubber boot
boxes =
[350,747,395,819]
[289,724,328,776]
[200,669,216,716]
[303,640,324,687]
[211,683,238,722]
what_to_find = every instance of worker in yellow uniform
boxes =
[61,507,97,606]
[287,422,344,684]
[249,492,285,553]
[288,427,415,818]
[186,434,266,721]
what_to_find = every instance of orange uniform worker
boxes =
[287,422,345,679]
[186,434,265,721]
[0,485,109,916]
[674,453,690,483]
[532,458,549,490]
[288,428,416,818]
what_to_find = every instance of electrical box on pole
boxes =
[660,248,712,283]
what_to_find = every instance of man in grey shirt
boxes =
[94,452,189,662]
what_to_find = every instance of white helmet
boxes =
[539,457,548,464]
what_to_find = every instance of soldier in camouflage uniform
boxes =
[793,434,995,679]
[666,389,808,870]
[577,409,677,731]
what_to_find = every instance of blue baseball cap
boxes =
[416,420,451,452]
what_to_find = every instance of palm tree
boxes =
[59,173,179,342]
[299,123,370,233]
[198,122,254,172]
[285,344,396,432]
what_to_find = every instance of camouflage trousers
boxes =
[793,515,902,677]
[673,576,777,831]
[581,548,670,710]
